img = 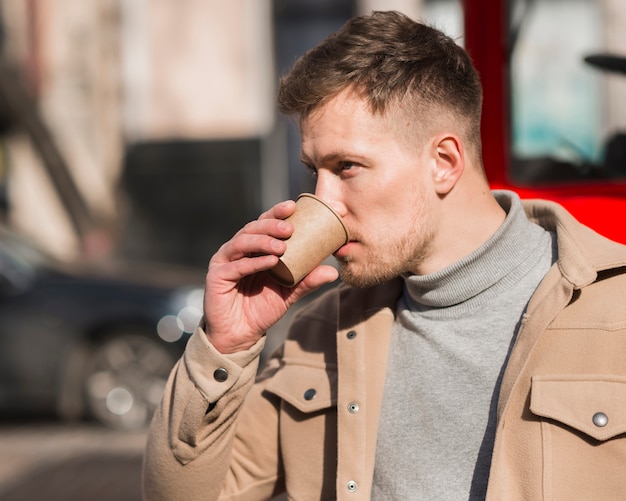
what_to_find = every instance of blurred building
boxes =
[0,0,623,266]
[0,0,422,266]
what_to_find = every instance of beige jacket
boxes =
[142,199,626,501]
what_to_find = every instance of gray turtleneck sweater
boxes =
[371,191,557,500]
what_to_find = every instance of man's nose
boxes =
[314,172,347,217]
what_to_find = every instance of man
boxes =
[143,11,626,500]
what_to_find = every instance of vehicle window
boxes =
[510,0,626,185]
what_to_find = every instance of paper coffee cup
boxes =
[267,194,349,287]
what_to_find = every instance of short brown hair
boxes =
[277,10,483,150]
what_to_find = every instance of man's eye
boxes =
[339,161,355,171]
[338,161,361,175]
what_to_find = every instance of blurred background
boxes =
[0,0,624,499]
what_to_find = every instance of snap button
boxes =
[347,480,358,492]
[592,412,608,427]
[304,388,317,401]
[348,402,360,413]
[346,330,357,339]
[213,367,228,382]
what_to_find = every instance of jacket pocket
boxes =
[264,363,337,413]
[263,363,338,500]
[530,375,626,501]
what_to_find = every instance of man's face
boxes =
[300,89,438,287]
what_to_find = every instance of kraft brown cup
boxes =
[267,194,349,287]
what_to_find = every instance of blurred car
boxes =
[0,225,204,430]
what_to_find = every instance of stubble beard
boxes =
[336,224,433,288]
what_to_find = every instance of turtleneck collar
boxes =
[401,190,553,315]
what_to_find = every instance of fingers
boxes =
[258,199,296,221]
[234,200,297,256]
[302,264,340,287]
[208,198,343,292]
[215,204,292,259]
[283,264,340,305]
[232,220,290,259]
[208,200,298,280]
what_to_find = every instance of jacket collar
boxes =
[522,199,626,288]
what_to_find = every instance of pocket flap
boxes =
[265,363,337,413]
[530,375,626,441]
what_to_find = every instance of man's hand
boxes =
[203,200,339,354]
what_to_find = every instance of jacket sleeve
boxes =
[141,326,284,501]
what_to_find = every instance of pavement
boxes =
[0,291,320,501]
[0,419,146,501]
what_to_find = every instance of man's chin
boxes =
[338,263,392,288]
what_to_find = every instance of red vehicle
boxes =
[462,0,626,243]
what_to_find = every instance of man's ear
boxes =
[431,134,464,195]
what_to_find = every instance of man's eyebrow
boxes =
[299,151,357,166]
